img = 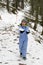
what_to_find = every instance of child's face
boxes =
[21,21,26,26]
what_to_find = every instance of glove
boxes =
[20,31,24,33]
[26,31,30,34]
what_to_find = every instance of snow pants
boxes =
[19,38,28,57]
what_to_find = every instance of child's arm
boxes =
[19,26,24,33]
[26,26,30,34]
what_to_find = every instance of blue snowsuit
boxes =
[19,25,30,57]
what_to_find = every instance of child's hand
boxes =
[26,26,30,34]
[26,31,30,34]
[20,31,24,33]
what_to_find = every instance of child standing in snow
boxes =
[19,19,30,60]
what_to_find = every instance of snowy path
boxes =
[0,26,43,65]
[0,9,43,65]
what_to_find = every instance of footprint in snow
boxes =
[17,36,19,38]
[32,57,35,59]
[16,48,18,50]
[0,39,3,42]
[8,50,17,54]
[8,50,13,53]
[0,49,2,51]
[4,62,8,64]
[2,46,6,48]
[36,57,40,60]
[18,59,21,61]
[19,63,26,65]
[0,62,2,64]
[14,39,17,41]
[17,43,19,44]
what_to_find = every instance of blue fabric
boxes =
[19,26,29,57]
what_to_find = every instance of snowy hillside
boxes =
[0,9,43,65]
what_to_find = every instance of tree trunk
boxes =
[12,0,16,13]
[6,0,9,11]
[40,0,43,35]
[34,9,38,30]
[41,16,43,35]
[21,0,24,9]
[33,0,39,30]
[41,28,43,35]
[30,0,34,15]
[15,0,19,9]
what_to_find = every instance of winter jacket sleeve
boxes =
[26,26,30,34]
[19,26,25,33]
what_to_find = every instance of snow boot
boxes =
[23,57,26,60]
[20,53,22,57]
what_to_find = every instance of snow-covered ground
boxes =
[0,9,43,65]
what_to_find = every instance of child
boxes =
[19,19,30,60]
